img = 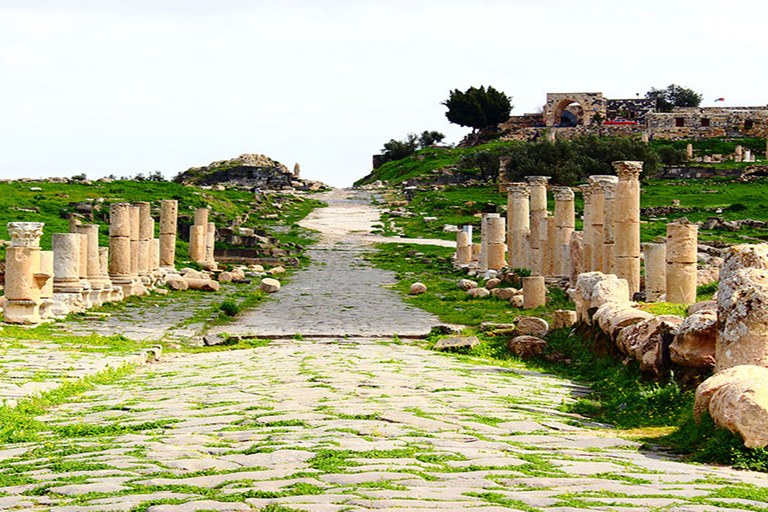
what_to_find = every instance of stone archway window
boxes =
[555,100,585,127]
[745,119,754,131]
[701,118,710,127]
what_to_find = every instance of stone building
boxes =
[498,92,768,141]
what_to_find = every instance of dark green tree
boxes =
[646,84,703,112]
[457,150,502,183]
[381,133,418,162]
[442,86,513,131]
[418,130,445,148]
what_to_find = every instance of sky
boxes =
[1,0,767,188]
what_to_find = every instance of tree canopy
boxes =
[380,130,446,164]
[442,86,512,131]
[645,84,703,112]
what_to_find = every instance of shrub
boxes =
[219,299,240,317]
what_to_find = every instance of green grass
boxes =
[0,179,324,261]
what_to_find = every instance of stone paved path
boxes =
[2,340,766,511]
[211,189,445,337]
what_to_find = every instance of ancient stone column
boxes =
[159,199,178,269]
[130,205,140,277]
[205,221,216,268]
[686,143,693,159]
[600,176,619,275]
[579,184,594,273]
[505,183,530,270]
[735,145,743,162]
[613,161,642,296]
[666,222,698,305]
[134,202,152,279]
[4,222,47,324]
[553,187,575,277]
[76,224,105,307]
[486,214,506,270]
[569,231,584,284]
[74,232,93,309]
[479,214,490,271]
[456,225,472,265]
[545,216,556,276]
[51,232,85,316]
[189,208,209,263]
[526,176,550,276]
[588,175,617,273]
[523,276,546,310]
[644,243,667,302]
[99,246,121,303]
[39,250,54,319]
[109,203,145,297]
[152,238,160,271]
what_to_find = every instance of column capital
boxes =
[579,184,593,200]
[8,222,44,247]
[589,175,619,197]
[612,160,643,179]
[501,182,530,198]
[525,176,550,187]
[552,186,575,202]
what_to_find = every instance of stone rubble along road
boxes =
[0,188,767,511]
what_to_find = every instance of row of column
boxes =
[455,161,699,305]
[4,199,189,324]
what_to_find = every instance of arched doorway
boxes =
[555,100,585,127]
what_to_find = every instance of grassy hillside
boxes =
[0,179,324,261]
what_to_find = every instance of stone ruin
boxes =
[451,162,768,448]
[2,199,226,325]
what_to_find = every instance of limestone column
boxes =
[109,203,145,297]
[505,183,530,270]
[523,276,546,310]
[74,232,93,309]
[613,161,642,296]
[134,201,152,281]
[205,221,216,268]
[526,176,550,276]
[666,223,698,305]
[644,243,667,302]
[100,246,121,303]
[553,187,575,277]
[686,143,693,159]
[486,214,506,270]
[4,222,47,324]
[588,175,616,273]
[456,225,472,265]
[189,208,209,263]
[479,214,490,271]
[159,199,178,269]
[39,250,54,319]
[52,232,85,316]
[130,205,140,277]
[579,184,594,273]
[76,224,105,307]
[569,231,584,285]
[545,216,556,276]
[152,238,160,272]
[600,176,619,274]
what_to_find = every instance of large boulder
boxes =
[574,272,630,323]
[466,287,490,299]
[166,278,189,291]
[615,315,684,376]
[409,282,427,295]
[515,316,550,338]
[670,310,717,368]
[184,278,220,291]
[717,267,768,372]
[458,279,478,291]
[694,365,768,448]
[508,336,547,359]
[260,278,281,293]
[552,310,577,330]
[491,287,518,300]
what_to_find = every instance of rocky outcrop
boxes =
[174,154,326,191]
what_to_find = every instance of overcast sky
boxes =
[1,0,766,187]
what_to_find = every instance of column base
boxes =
[4,299,42,325]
